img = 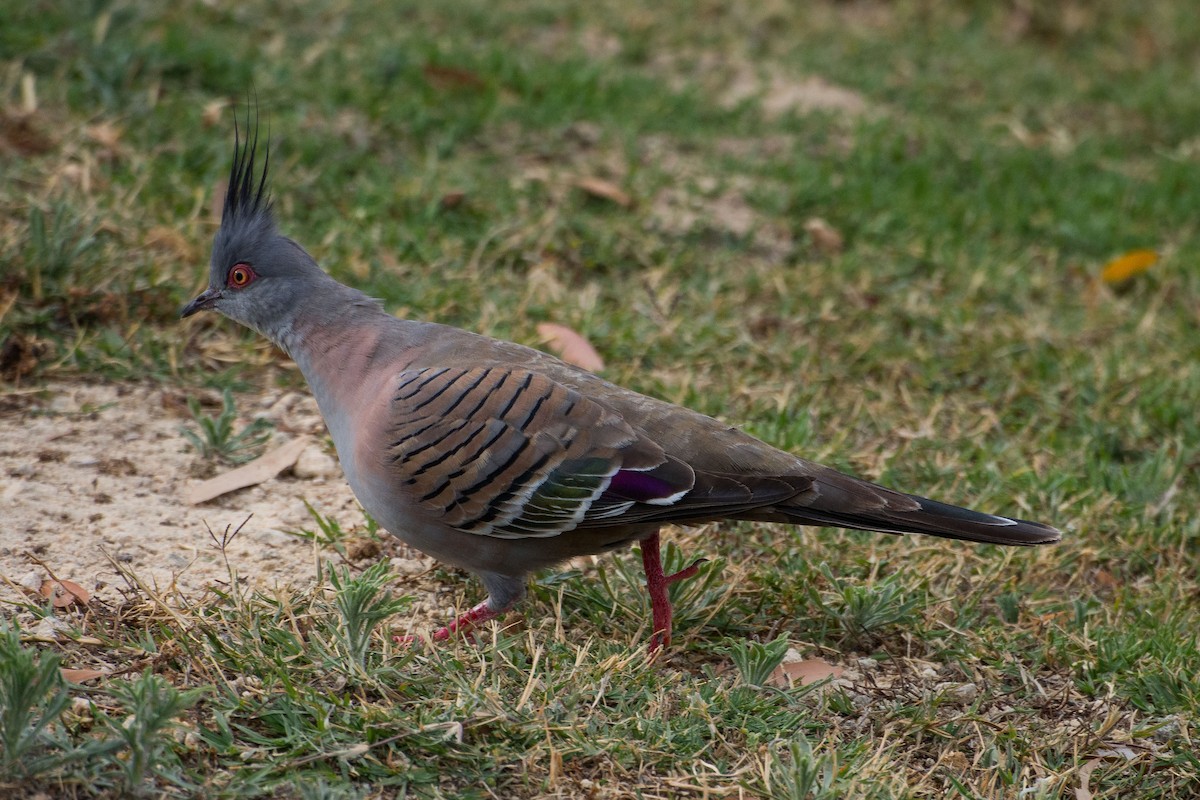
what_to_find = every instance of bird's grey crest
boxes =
[219,109,273,241]
[181,108,299,322]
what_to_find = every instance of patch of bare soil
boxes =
[720,67,870,118]
[0,381,431,607]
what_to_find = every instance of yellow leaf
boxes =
[1100,249,1157,284]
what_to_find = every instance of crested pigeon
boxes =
[182,121,1060,651]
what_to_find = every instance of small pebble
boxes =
[935,681,979,706]
[17,569,45,593]
[254,528,296,547]
[1151,718,1180,742]
[48,395,74,413]
[264,392,302,420]
[31,616,72,641]
[390,556,432,576]
[293,446,339,479]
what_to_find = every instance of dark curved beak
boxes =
[180,287,221,318]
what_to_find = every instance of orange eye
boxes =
[228,264,255,288]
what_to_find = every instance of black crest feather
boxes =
[223,106,272,226]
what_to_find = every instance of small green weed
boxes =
[180,387,273,464]
[293,779,371,800]
[763,736,838,800]
[290,501,355,556]
[24,199,100,302]
[810,563,923,645]
[327,561,412,679]
[101,671,204,796]
[726,633,791,687]
[0,624,71,780]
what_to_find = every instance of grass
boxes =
[180,387,274,465]
[2,0,1199,796]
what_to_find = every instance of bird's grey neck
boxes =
[268,278,385,363]
[263,275,409,433]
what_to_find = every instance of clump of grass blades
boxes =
[328,560,412,679]
[180,387,274,464]
[0,623,71,780]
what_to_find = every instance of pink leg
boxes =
[430,600,499,641]
[640,532,706,652]
[395,599,501,646]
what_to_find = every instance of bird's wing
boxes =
[383,365,808,539]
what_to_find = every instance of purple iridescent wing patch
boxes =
[603,469,682,503]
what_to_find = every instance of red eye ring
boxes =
[227,263,256,288]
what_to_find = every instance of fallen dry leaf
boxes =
[770,657,845,688]
[1100,249,1157,285]
[537,323,605,372]
[61,668,108,684]
[39,579,90,608]
[1075,758,1098,800]
[1076,747,1138,800]
[85,121,123,151]
[803,217,844,255]
[202,98,229,128]
[185,436,311,505]
[0,330,50,381]
[160,389,194,418]
[0,109,57,156]
[423,64,487,91]
[1092,568,1120,591]
[439,191,466,210]
[575,177,634,208]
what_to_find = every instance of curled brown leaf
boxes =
[40,579,90,608]
[575,177,634,208]
[61,668,108,684]
[770,657,845,688]
[537,323,605,372]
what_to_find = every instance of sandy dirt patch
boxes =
[0,381,435,610]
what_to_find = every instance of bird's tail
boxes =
[774,492,1060,545]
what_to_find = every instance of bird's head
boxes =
[181,114,323,339]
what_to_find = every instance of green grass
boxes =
[180,387,274,465]
[3,0,1199,797]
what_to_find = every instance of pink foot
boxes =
[395,600,500,646]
